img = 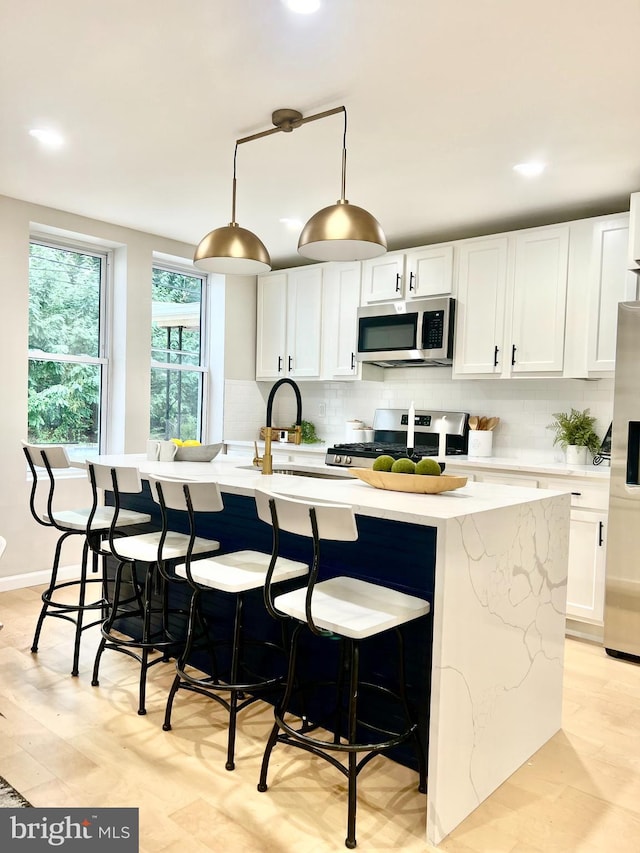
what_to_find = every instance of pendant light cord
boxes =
[341,106,347,202]
[230,143,238,225]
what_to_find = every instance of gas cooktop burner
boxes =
[331,442,409,455]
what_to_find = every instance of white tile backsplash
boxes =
[225,373,614,461]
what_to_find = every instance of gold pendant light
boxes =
[194,145,271,275]
[194,106,385,274]
[298,108,386,261]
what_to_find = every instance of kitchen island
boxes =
[91,453,570,847]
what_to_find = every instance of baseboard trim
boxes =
[0,565,81,593]
[565,618,603,645]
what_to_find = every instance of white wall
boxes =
[0,193,256,582]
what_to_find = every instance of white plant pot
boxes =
[565,445,588,465]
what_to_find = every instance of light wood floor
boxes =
[1,584,639,853]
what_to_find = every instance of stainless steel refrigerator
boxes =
[604,301,640,660]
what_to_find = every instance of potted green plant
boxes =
[547,408,601,464]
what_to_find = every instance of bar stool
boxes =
[256,490,430,850]
[154,477,308,770]
[22,442,151,676]
[88,462,221,715]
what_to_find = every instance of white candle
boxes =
[439,416,447,458]
[407,401,415,449]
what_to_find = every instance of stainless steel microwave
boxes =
[356,297,455,367]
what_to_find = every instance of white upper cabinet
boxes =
[628,191,640,271]
[587,218,637,372]
[361,245,454,303]
[256,272,288,380]
[564,212,635,377]
[286,266,323,378]
[361,252,405,302]
[405,245,454,298]
[455,225,570,378]
[453,237,508,375]
[508,226,569,374]
[322,261,361,379]
[255,267,323,381]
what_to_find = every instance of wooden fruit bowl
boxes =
[349,468,468,494]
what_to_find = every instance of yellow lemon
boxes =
[171,438,184,446]
[183,440,201,446]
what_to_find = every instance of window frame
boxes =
[27,234,112,454]
[150,260,209,442]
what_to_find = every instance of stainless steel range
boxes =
[325,408,469,467]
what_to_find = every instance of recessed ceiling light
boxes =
[29,128,64,148]
[280,217,304,230]
[513,161,546,178]
[282,0,321,14]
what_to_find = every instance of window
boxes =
[150,265,207,441]
[28,240,108,459]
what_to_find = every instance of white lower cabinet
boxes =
[565,510,607,623]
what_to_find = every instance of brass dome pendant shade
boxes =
[298,199,386,261]
[194,222,270,275]
[194,146,271,275]
[298,109,386,261]
[193,106,385,274]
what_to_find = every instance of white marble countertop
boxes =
[90,453,567,527]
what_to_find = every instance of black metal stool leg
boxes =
[226,593,244,771]
[70,539,90,677]
[92,559,131,687]
[345,639,359,850]
[31,530,74,654]
[258,621,303,792]
[395,627,427,794]
[163,587,200,732]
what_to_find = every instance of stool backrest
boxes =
[255,488,358,633]
[22,442,71,471]
[89,462,143,495]
[148,477,224,514]
[148,476,224,581]
[254,488,358,542]
[87,462,144,562]
[22,441,72,530]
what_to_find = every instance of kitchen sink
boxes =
[238,465,353,480]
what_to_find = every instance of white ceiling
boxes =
[2,0,640,268]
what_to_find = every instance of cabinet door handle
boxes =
[288,355,293,371]
[350,352,355,370]
[395,273,402,292]
[571,491,582,496]
[409,272,416,291]
[277,356,283,373]
[598,520,604,547]
[511,344,517,366]
[494,345,499,367]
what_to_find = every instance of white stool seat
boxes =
[111,530,220,563]
[175,549,308,594]
[48,507,151,531]
[274,575,430,640]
